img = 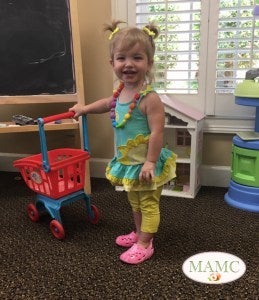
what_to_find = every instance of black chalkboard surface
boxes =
[0,0,75,96]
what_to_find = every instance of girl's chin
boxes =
[122,77,142,85]
[123,81,140,88]
[122,76,136,82]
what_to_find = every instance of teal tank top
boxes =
[105,88,177,191]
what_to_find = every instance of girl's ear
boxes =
[110,59,114,67]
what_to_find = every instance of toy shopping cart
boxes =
[13,111,100,240]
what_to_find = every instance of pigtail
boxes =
[143,22,159,39]
[103,20,125,40]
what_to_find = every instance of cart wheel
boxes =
[26,203,40,222]
[50,220,65,240]
[87,205,100,224]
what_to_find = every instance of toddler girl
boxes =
[70,20,177,264]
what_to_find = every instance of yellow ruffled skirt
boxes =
[106,148,177,192]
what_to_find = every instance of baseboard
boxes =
[1,153,29,172]
[89,158,110,178]
[200,165,231,187]
[1,154,231,188]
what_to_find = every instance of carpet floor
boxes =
[0,172,258,299]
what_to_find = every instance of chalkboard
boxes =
[0,0,75,96]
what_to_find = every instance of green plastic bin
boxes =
[232,145,259,187]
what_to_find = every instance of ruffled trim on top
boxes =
[117,134,149,165]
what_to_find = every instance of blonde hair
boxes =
[103,20,159,83]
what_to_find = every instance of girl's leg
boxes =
[138,186,163,248]
[138,232,154,248]
[115,191,141,247]
[119,187,163,264]
[117,186,162,245]
[127,190,141,234]
[133,211,142,236]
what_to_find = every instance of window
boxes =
[216,1,259,94]
[175,163,190,185]
[176,129,191,146]
[112,0,258,131]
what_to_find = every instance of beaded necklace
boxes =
[110,82,152,128]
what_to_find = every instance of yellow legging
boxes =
[127,186,163,233]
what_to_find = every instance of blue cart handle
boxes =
[37,112,90,173]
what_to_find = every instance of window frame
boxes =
[176,129,191,146]
[111,0,256,133]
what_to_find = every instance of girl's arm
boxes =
[139,93,165,183]
[69,96,113,118]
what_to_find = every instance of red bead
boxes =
[129,103,135,109]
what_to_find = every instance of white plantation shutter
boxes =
[207,0,258,117]
[216,0,259,94]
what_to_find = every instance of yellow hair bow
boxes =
[143,27,155,37]
[109,27,119,40]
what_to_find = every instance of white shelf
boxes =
[116,185,194,198]
[165,124,195,129]
[176,157,191,164]
[161,188,194,198]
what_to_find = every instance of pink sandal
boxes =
[115,231,138,247]
[119,241,154,264]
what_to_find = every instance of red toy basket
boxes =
[13,111,90,199]
[14,148,90,199]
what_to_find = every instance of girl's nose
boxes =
[125,58,133,67]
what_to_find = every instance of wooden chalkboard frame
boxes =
[0,0,84,105]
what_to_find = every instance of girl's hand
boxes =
[139,161,156,183]
[69,104,85,118]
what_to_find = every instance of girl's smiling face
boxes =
[111,43,153,87]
